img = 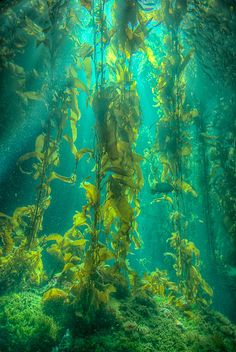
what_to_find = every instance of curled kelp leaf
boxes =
[18,152,44,174]
[64,134,93,161]
[81,182,98,206]
[47,171,76,184]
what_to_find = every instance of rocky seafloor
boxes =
[0,290,236,352]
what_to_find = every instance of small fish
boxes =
[151,182,174,194]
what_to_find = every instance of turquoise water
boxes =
[0,1,236,351]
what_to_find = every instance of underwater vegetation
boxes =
[0,0,236,351]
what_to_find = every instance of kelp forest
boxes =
[0,1,236,351]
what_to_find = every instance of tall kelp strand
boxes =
[0,1,236,351]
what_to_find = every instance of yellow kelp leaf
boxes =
[70,255,81,262]
[70,77,88,92]
[170,211,181,223]
[132,235,141,250]
[12,206,31,219]
[134,198,141,217]
[48,171,76,184]
[186,241,200,257]
[76,148,93,161]
[18,151,44,174]
[62,262,76,273]
[47,244,63,260]
[0,212,11,219]
[64,252,73,262]
[161,163,170,181]
[69,65,78,78]
[63,134,78,158]
[24,17,44,37]
[163,195,174,205]
[180,49,194,73]
[103,162,133,177]
[98,247,114,261]
[135,163,144,190]
[16,90,43,101]
[152,196,173,205]
[103,199,118,233]
[73,211,87,227]
[64,135,93,161]
[96,285,116,304]
[201,278,213,297]
[180,144,192,157]
[7,62,25,76]
[145,46,158,68]
[70,238,87,246]
[111,174,136,190]
[81,182,98,205]
[182,109,198,122]
[79,42,94,59]
[175,180,198,197]
[84,57,92,88]
[29,251,44,285]
[42,288,67,302]
[191,266,213,297]
[164,252,177,261]
[0,229,13,255]
[18,151,43,164]
[200,133,218,140]
[107,46,117,64]
[45,233,63,243]
[81,0,92,11]
[70,115,79,142]
[35,134,45,153]
[116,196,133,223]
[70,90,80,117]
